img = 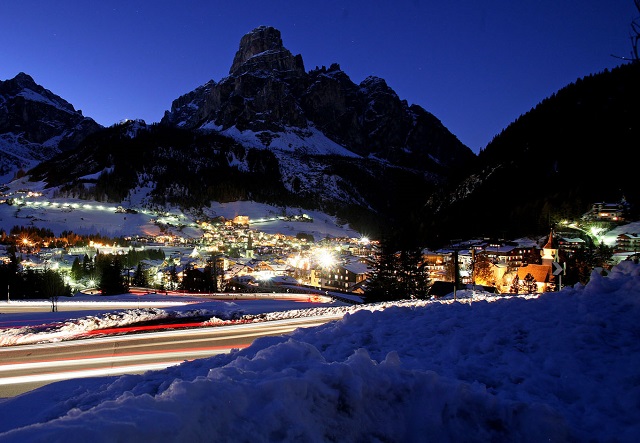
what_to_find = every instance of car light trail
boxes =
[0,345,246,373]
[0,315,342,397]
[0,345,249,387]
[0,362,187,386]
[80,321,207,336]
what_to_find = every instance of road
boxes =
[0,315,343,398]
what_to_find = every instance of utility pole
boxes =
[446,239,466,301]
[453,249,460,300]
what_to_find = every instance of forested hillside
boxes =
[423,62,640,245]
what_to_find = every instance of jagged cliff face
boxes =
[7,26,478,241]
[0,73,102,182]
[229,26,305,77]
[4,28,635,245]
[162,26,475,172]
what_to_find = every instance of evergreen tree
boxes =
[132,263,149,287]
[71,257,83,281]
[19,269,42,300]
[562,241,613,286]
[509,275,520,294]
[180,265,203,292]
[398,247,429,299]
[365,239,401,302]
[205,256,222,293]
[523,273,537,293]
[82,254,95,281]
[0,259,19,300]
[594,242,614,269]
[98,255,129,295]
[168,264,179,290]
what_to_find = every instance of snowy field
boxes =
[0,177,360,240]
[0,261,638,442]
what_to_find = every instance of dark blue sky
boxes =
[1,1,636,153]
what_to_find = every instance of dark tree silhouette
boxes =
[366,237,428,302]
[523,273,537,294]
[631,0,640,61]
[366,240,401,302]
[510,275,520,294]
[132,263,149,287]
[97,254,129,295]
[42,269,71,311]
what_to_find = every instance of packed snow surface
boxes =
[0,261,638,442]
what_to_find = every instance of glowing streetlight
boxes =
[316,249,336,269]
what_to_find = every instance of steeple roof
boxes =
[543,231,556,250]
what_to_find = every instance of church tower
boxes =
[245,232,254,259]
[540,230,557,266]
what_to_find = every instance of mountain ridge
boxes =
[0,72,102,183]
[2,28,638,248]
[10,26,472,239]
[161,26,475,174]
[422,61,640,244]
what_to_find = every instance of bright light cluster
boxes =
[315,248,336,269]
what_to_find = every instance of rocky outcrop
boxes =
[162,26,475,172]
[0,72,102,182]
[229,26,305,77]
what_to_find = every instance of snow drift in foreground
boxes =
[0,261,639,442]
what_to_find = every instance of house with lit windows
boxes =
[582,201,628,222]
[557,236,586,256]
[317,259,371,292]
[616,232,640,253]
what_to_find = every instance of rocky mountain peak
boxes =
[0,73,102,182]
[12,72,37,88]
[162,26,474,172]
[0,72,75,114]
[229,25,304,76]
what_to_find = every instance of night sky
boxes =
[1,0,636,153]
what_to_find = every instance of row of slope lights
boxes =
[23,200,112,211]
[22,200,191,225]
[21,200,203,229]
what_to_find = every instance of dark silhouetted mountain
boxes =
[424,61,640,245]
[27,119,442,237]
[161,26,474,173]
[25,26,476,238]
[0,73,102,182]
[14,28,639,248]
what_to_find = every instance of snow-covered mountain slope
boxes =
[1,27,478,243]
[0,73,102,183]
[0,176,358,240]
